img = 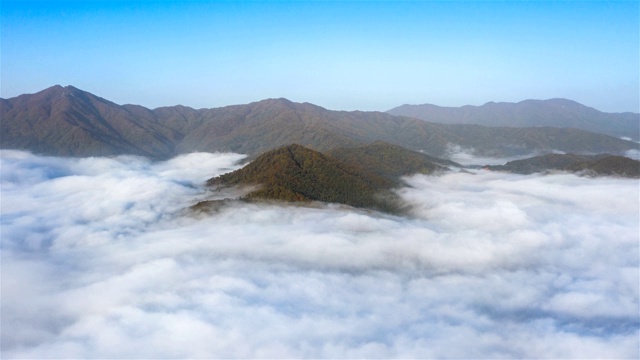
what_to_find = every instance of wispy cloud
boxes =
[625,148,640,160]
[1,150,638,358]
[444,144,540,166]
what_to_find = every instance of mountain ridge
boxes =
[327,141,459,181]
[387,98,640,140]
[2,85,638,159]
[485,153,640,177]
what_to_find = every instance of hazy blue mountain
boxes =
[388,98,640,141]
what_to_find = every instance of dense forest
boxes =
[205,144,403,212]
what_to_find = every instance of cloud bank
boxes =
[1,150,638,359]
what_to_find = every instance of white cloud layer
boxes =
[1,150,638,359]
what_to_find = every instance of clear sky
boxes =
[1,1,638,112]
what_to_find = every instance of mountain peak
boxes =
[253,97,295,106]
[15,84,72,103]
[47,84,65,91]
[517,98,584,108]
[206,144,398,211]
[25,84,93,102]
[62,85,83,93]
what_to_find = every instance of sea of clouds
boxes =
[1,150,638,359]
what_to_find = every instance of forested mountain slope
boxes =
[2,85,637,159]
[204,144,399,212]
[327,141,459,180]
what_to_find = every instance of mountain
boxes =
[564,156,640,177]
[485,153,640,177]
[172,98,363,155]
[439,124,636,156]
[2,86,638,159]
[327,141,459,181]
[387,99,640,141]
[203,144,399,212]
[0,85,181,158]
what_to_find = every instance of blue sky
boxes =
[1,1,638,112]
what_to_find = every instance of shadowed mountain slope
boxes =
[2,86,638,159]
[205,144,399,212]
[327,141,460,180]
[173,98,364,155]
[0,85,181,158]
[388,99,640,141]
[486,153,640,177]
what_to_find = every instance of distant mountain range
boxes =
[1,85,638,159]
[387,99,640,141]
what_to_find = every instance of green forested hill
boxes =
[206,144,399,212]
